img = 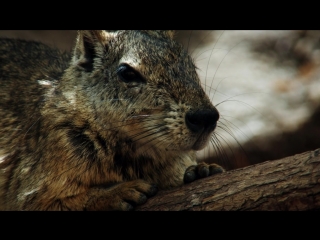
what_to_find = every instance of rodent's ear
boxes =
[72,30,113,72]
[143,30,175,39]
[164,30,175,39]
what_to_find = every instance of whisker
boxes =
[128,123,167,141]
[210,134,229,167]
[189,30,214,56]
[200,76,235,99]
[99,113,166,132]
[135,131,169,151]
[141,134,172,153]
[219,116,255,141]
[204,31,225,94]
[217,122,241,142]
[216,125,249,164]
[213,131,236,163]
[215,91,273,107]
[23,116,41,138]
[187,30,193,52]
[210,39,245,101]
[216,99,266,119]
[194,47,241,62]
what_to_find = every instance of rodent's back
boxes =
[0,38,70,111]
[0,38,70,81]
[0,39,70,153]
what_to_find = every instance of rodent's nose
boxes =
[185,109,219,133]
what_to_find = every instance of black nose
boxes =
[185,109,219,133]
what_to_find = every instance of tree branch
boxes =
[136,148,320,211]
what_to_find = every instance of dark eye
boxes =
[117,64,144,83]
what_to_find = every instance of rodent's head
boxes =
[66,30,219,153]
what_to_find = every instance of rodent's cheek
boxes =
[123,85,143,95]
[162,116,194,151]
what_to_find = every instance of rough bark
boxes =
[136,148,320,211]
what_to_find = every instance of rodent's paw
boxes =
[183,162,225,184]
[85,180,158,211]
[115,180,158,211]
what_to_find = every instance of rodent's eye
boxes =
[117,64,144,84]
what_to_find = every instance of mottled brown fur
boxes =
[0,30,224,210]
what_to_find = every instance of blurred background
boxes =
[1,30,319,170]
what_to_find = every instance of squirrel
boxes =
[0,30,224,210]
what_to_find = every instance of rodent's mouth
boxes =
[191,130,214,151]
